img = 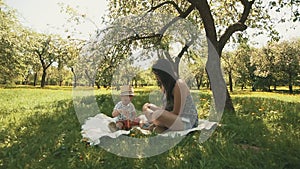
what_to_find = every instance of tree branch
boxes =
[124,5,195,44]
[239,0,255,23]
[219,22,247,52]
[176,39,194,60]
[84,69,94,84]
[188,0,218,51]
[219,0,255,52]
[148,1,183,15]
[174,38,195,73]
[159,5,195,35]
[45,60,53,69]
[129,33,161,41]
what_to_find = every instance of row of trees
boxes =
[1,0,300,112]
[10,36,298,94]
[104,37,300,95]
[0,1,81,87]
[1,1,300,91]
[222,40,300,93]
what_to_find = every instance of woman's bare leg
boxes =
[152,110,184,131]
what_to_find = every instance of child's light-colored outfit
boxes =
[113,101,136,122]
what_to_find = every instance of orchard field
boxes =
[0,86,299,169]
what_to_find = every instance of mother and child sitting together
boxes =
[108,59,198,133]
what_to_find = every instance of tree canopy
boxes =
[102,0,300,113]
[0,0,299,96]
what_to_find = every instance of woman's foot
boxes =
[152,126,168,134]
[108,122,118,132]
[140,122,152,130]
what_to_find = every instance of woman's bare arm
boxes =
[148,103,161,111]
[172,79,189,115]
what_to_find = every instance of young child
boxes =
[108,85,139,132]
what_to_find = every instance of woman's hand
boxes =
[142,103,155,122]
[143,103,160,111]
[142,103,150,112]
[148,103,160,111]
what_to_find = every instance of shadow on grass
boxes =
[0,93,170,168]
[1,92,299,169]
[272,89,300,95]
[0,99,84,168]
[221,97,300,169]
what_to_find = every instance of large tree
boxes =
[28,32,74,88]
[233,42,256,91]
[104,1,245,113]
[0,1,31,84]
[222,51,235,92]
[30,34,55,88]
[274,40,300,93]
[105,0,299,113]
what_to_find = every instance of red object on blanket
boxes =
[119,118,140,130]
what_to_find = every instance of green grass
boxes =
[0,87,299,169]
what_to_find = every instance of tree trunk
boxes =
[131,77,137,88]
[199,75,203,90]
[289,84,293,94]
[225,90,234,112]
[33,73,37,86]
[273,79,276,91]
[195,75,203,90]
[206,80,210,89]
[23,73,29,85]
[59,80,63,86]
[205,41,235,115]
[22,79,27,85]
[206,67,235,115]
[195,77,200,90]
[289,75,293,94]
[41,70,47,88]
[229,70,233,92]
[71,67,77,88]
[95,81,101,89]
[188,0,255,114]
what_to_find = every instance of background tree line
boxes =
[222,39,300,93]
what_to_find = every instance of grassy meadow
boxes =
[0,86,299,169]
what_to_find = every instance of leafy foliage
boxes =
[251,40,300,92]
[0,2,30,84]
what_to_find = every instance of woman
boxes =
[142,59,198,131]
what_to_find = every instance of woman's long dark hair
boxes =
[152,59,178,111]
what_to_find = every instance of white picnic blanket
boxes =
[81,113,217,145]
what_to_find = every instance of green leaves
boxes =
[0,1,25,84]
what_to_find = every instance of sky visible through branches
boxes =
[5,0,300,48]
